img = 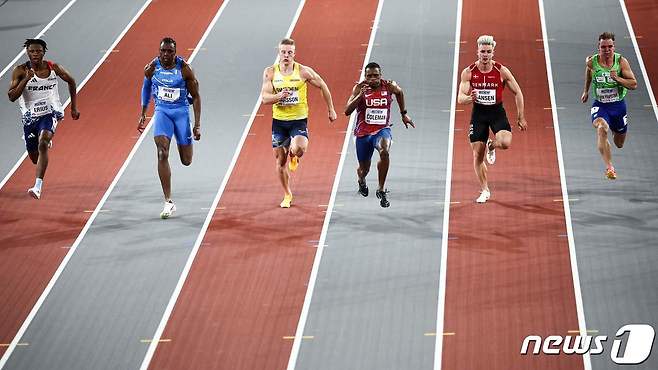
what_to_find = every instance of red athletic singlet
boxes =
[354,80,394,137]
[469,61,505,105]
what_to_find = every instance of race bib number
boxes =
[596,87,620,103]
[30,99,52,117]
[365,108,388,125]
[278,89,299,106]
[157,86,181,102]
[475,89,496,105]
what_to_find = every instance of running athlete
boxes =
[580,32,637,180]
[457,35,527,203]
[344,62,414,208]
[7,38,80,200]
[261,38,337,208]
[138,37,201,219]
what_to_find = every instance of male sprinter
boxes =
[138,37,201,219]
[581,32,637,179]
[457,35,527,203]
[8,38,80,199]
[261,38,337,208]
[345,62,414,208]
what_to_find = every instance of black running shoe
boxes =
[358,180,369,197]
[375,189,390,208]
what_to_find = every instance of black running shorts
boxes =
[468,103,511,143]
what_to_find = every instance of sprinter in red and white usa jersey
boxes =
[345,62,414,208]
[7,38,80,200]
[457,35,527,204]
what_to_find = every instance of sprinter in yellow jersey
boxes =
[261,38,337,208]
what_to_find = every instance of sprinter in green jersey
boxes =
[581,32,637,180]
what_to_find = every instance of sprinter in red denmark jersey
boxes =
[457,35,527,204]
[345,62,414,208]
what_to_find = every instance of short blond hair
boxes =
[280,38,295,46]
[477,35,496,49]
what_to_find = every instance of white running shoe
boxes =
[160,200,176,219]
[27,187,41,200]
[485,138,496,165]
[476,189,490,204]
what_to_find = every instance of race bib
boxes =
[30,99,52,117]
[157,86,181,102]
[475,89,496,105]
[365,108,388,125]
[596,87,620,103]
[278,89,299,106]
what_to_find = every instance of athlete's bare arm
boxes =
[344,82,366,116]
[260,66,288,105]
[301,65,337,122]
[611,57,637,90]
[182,62,201,140]
[138,61,156,132]
[7,65,31,102]
[53,63,80,119]
[501,66,527,131]
[457,67,476,105]
[581,57,593,103]
[389,80,414,128]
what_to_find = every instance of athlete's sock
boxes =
[34,178,43,190]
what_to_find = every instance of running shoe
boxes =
[288,156,299,172]
[280,193,293,208]
[358,179,369,197]
[476,189,490,204]
[160,200,176,219]
[485,138,496,165]
[375,189,390,208]
[27,187,41,200]
[605,167,617,180]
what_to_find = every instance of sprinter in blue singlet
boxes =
[138,37,202,219]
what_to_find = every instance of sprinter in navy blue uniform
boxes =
[138,37,202,219]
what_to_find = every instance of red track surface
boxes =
[0,0,224,354]
[441,1,583,369]
[626,0,658,100]
[147,1,378,369]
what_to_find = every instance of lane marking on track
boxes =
[283,336,314,340]
[624,35,642,39]
[448,40,467,44]
[141,2,305,369]
[140,339,172,343]
[536,38,555,42]
[83,209,110,213]
[434,1,462,369]
[242,113,264,117]
[553,198,579,202]
[619,0,658,125]
[100,50,120,53]
[544,106,564,110]
[286,2,385,369]
[538,0,592,369]
[0,343,28,347]
[425,332,456,337]
[568,329,599,334]
[0,0,78,79]
[200,206,226,210]
[187,48,207,51]
[0,2,156,368]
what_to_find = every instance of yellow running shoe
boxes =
[288,155,299,172]
[280,193,293,208]
[605,167,617,180]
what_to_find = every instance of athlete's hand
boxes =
[469,89,477,104]
[137,114,147,133]
[193,125,201,140]
[358,83,369,98]
[328,109,337,123]
[517,117,528,131]
[278,89,291,101]
[609,70,619,81]
[402,114,415,129]
[580,91,589,103]
[24,68,35,81]
[70,108,80,120]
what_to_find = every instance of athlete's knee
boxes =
[37,139,50,152]
[597,125,608,137]
[498,139,511,150]
[290,147,305,158]
[157,147,169,161]
[181,157,192,166]
[378,148,390,161]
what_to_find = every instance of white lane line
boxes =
[0,1,155,368]
[139,1,303,369]
[619,0,658,124]
[0,0,151,192]
[433,1,461,369]
[0,0,79,79]
[285,1,384,369]
[537,1,591,369]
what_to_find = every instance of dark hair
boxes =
[160,37,176,48]
[24,38,47,51]
[599,32,615,41]
[365,62,381,70]
[280,38,295,46]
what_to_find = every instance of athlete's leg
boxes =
[172,107,193,166]
[155,135,173,200]
[375,131,392,192]
[28,151,39,164]
[593,117,612,168]
[492,129,512,150]
[274,146,292,195]
[612,132,626,148]
[471,141,488,191]
[289,135,308,158]
[35,129,53,180]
